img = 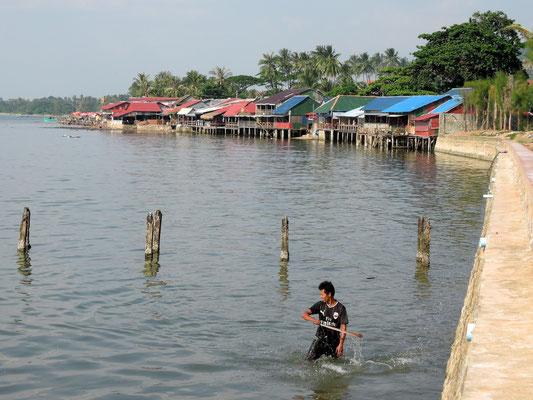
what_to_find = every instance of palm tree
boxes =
[399,57,411,68]
[209,66,232,87]
[347,54,361,81]
[276,48,294,89]
[258,52,280,91]
[184,70,206,97]
[371,53,383,79]
[337,61,353,85]
[357,53,374,84]
[132,73,152,97]
[165,76,185,97]
[312,45,340,81]
[382,48,401,69]
[507,24,533,68]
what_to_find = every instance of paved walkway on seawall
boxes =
[462,144,533,399]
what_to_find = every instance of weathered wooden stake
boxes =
[280,216,289,262]
[145,210,162,259]
[145,212,154,258]
[153,210,162,254]
[417,216,431,265]
[17,207,31,252]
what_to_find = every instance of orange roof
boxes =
[223,101,254,117]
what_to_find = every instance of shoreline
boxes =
[440,138,533,399]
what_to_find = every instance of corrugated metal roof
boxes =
[256,88,309,105]
[361,97,409,112]
[112,102,162,117]
[382,95,449,113]
[223,101,253,117]
[271,96,308,115]
[337,106,365,118]
[101,101,127,110]
[412,113,438,121]
[315,96,375,114]
[431,98,462,114]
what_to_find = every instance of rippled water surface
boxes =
[0,115,490,399]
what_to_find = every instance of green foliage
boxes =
[200,80,231,99]
[328,82,363,96]
[410,11,523,92]
[0,94,128,115]
[359,67,434,96]
[226,75,264,97]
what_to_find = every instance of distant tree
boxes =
[359,67,434,96]
[183,70,207,97]
[258,52,280,91]
[328,82,365,96]
[410,11,523,92]
[209,66,232,88]
[371,52,383,78]
[226,75,263,97]
[382,48,401,69]
[312,45,340,81]
[356,52,374,84]
[129,73,152,97]
[151,71,176,97]
[200,80,230,98]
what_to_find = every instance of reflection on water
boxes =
[16,252,32,284]
[279,261,290,302]
[143,257,160,278]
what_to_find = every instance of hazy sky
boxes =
[1,0,531,99]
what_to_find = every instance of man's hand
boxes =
[336,343,343,357]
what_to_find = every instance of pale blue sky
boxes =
[0,0,531,99]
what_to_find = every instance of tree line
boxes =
[128,47,412,100]
[0,94,127,115]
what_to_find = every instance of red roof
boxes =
[102,101,127,110]
[412,113,438,121]
[162,99,201,115]
[223,101,253,117]
[129,97,182,102]
[113,102,162,117]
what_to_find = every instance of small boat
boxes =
[44,117,57,122]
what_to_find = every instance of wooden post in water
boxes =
[145,212,154,258]
[417,216,431,265]
[280,216,289,262]
[153,210,162,255]
[17,207,31,252]
[145,210,163,259]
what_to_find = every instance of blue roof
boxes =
[432,98,462,114]
[271,96,308,115]
[382,95,449,113]
[361,97,409,112]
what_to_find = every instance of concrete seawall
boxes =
[435,135,501,161]
[440,136,533,399]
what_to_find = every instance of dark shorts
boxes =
[306,334,339,361]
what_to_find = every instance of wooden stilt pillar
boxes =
[280,216,289,262]
[17,207,31,252]
[417,216,431,265]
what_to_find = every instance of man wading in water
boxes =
[301,281,349,360]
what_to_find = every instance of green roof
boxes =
[314,96,375,114]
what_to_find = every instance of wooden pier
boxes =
[182,122,437,152]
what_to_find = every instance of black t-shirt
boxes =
[309,301,349,346]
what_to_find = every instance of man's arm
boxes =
[336,323,347,357]
[301,309,320,325]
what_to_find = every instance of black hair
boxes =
[318,281,335,297]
